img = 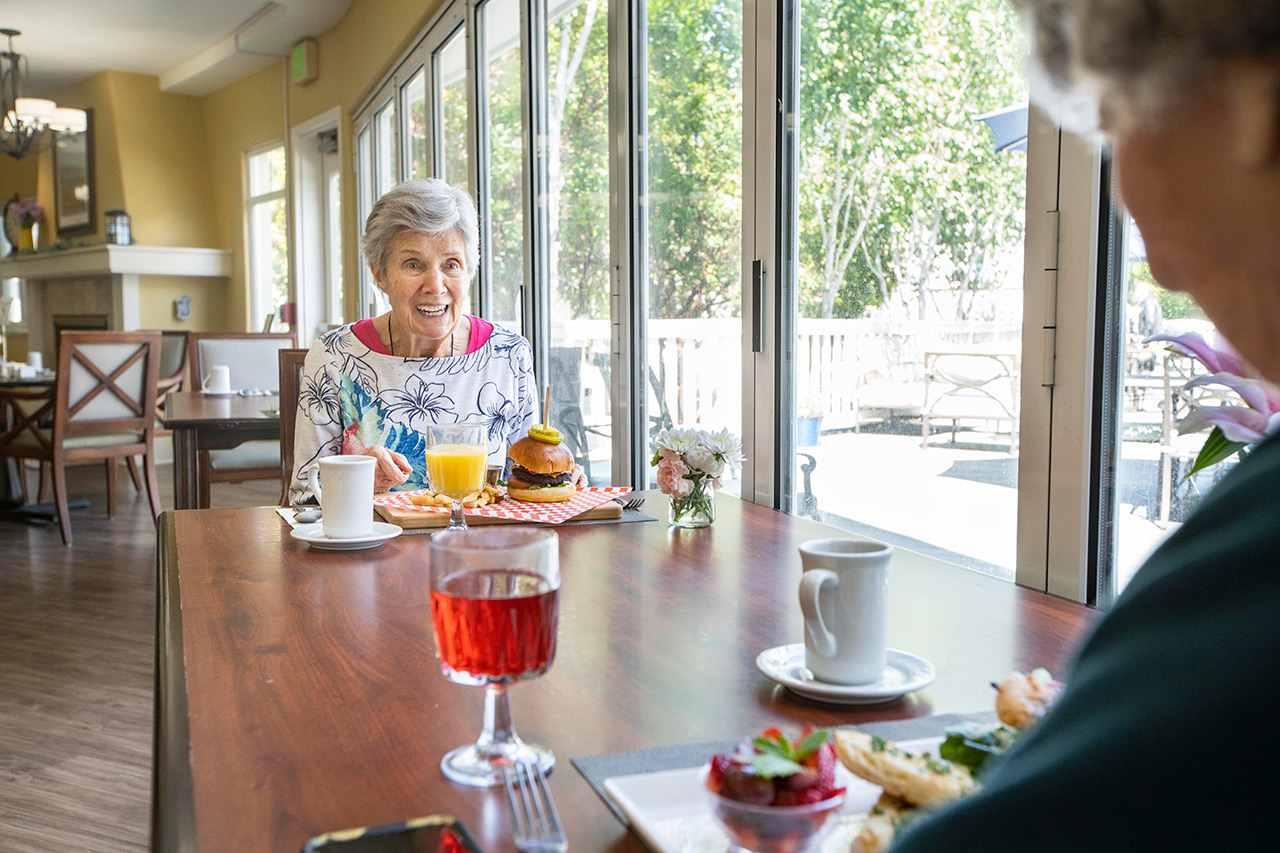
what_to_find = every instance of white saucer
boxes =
[199,390,238,397]
[290,521,403,551]
[756,644,934,705]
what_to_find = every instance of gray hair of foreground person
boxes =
[1012,0,1280,135]
[360,178,480,280]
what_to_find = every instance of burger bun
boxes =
[507,435,573,475]
[505,481,577,503]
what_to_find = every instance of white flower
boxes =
[703,427,745,472]
[654,427,701,456]
[685,447,725,478]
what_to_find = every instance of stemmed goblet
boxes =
[425,423,489,530]
[428,527,560,787]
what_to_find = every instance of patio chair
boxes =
[189,332,297,507]
[920,350,1020,454]
[277,348,308,506]
[0,331,161,545]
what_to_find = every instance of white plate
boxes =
[604,737,943,853]
[289,521,402,551]
[199,390,238,396]
[756,645,934,705]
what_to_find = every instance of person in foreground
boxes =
[893,1,1280,849]
[289,179,540,503]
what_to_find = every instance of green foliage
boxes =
[1128,262,1202,321]
[1187,426,1248,478]
[797,0,1029,319]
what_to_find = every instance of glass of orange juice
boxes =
[426,424,489,530]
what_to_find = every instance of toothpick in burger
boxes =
[506,425,577,502]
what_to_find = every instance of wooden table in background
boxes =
[153,493,1097,852]
[162,391,280,510]
[0,373,55,510]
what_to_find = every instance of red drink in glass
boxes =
[430,568,559,685]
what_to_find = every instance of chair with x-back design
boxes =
[0,331,161,544]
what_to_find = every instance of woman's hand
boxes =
[364,446,412,493]
[571,463,589,488]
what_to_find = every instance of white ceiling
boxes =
[2,0,353,98]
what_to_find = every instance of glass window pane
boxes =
[248,146,285,196]
[483,0,524,331]
[645,0,744,493]
[375,101,398,196]
[436,27,468,187]
[1111,216,1224,594]
[404,67,428,180]
[546,0,612,486]
[326,168,344,325]
[249,197,288,331]
[793,0,1028,578]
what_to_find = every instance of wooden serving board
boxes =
[374,498,624,529]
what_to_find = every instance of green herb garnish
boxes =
[748,728,831,779]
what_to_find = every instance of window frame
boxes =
[245,140,289,333]
[348,0,1112,603]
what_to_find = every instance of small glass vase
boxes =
[669,480,716,528]
[18,225,35,252]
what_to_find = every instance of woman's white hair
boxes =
[360,178,480,279]
[1013,0,1280,136]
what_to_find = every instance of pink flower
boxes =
[1147,331,1280,470]
[656,457,693,498]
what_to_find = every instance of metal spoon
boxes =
[294,508,322,524]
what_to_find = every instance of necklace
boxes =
[388,319,455,358]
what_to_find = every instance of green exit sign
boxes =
[291,39,317,86]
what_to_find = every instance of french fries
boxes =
[408,484,504,509]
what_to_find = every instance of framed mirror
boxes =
[54,108,95,237]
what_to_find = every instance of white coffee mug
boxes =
[798,538,893,685]
[202,364,231,394]
[25,352,42,371]
[308,456,376,539]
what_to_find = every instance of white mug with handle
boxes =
[798,538,893,685]
[308,455,376,539]
[202,364,231,394]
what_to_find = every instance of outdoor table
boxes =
[162,390,280,510]
[153,492,1097,852]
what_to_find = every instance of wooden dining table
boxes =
[162,390,281,510]
[0,372,56,510]
[153,492,1097,852]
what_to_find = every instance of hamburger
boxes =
[506,426,576,502]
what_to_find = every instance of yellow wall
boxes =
[15,0,446,334]
[200,63,287,331]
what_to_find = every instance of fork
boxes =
[621,496,645,511]
[503,762,567,853]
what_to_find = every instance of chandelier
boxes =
[1,28,87,160]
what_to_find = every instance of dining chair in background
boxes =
[0,330,161,545]
[189,332,297,507]
[114,330,190,499]
[277,348,308,506]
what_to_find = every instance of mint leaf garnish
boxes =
[793,728,830,760]
[752,752,806,778]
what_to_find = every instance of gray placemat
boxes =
[398,507,656,534]
[571,711,999,825]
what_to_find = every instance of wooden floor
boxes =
[0,462,279,853]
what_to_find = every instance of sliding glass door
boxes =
[785,0,1030,577]
[644,0,744,491]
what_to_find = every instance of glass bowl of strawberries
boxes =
[703,727,846,853]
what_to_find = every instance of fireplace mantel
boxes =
[0,244,232,280]
[0,245,233,356]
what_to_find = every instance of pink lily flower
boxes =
[1145,332,1280,444]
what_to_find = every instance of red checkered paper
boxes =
[374,486,632,524]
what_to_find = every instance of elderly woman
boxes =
[887,2,1280,850]
[289,179,539,503]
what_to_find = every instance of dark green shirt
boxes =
[893,430,1280,851]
